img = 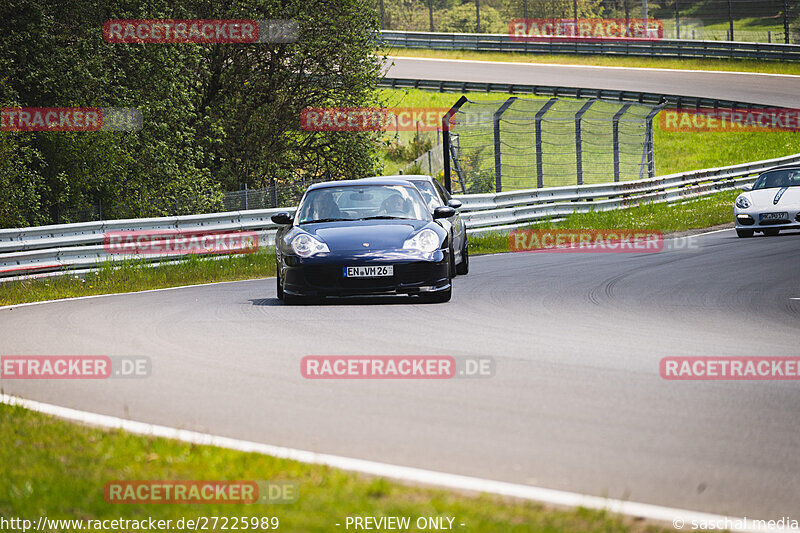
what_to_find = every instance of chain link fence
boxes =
[377,0,798,44]
[444,97,661,194]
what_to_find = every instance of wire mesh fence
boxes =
[377,0,799,44]
[445,97,660,194]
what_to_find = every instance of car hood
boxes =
[301,219,432,251]
[747,186,800,207]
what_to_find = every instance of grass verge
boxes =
[382,48,800,75]
[0,250,276,307]
[468,189,739,255]
[0,402,671,533]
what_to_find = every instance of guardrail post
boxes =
[442,96,469,194]
[493,97,517,193]
[535,98,557,188]
[574,100,596,186]
[613,104,632,182]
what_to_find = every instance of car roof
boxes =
[368,174,435,183]
[306,178,416,191]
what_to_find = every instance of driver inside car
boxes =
[309,192,342,220]
[379,193,409,216]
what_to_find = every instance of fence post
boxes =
[493,97,517,193]
[675,0,680,39]
[535,98,558,189]
[613,104,632,182]
[475,0,481,33]
[379,0,384,29]
[442,96,469,194]
[784,0,791,44]
[428,0,434,32]
[643,104,665,179]
[727,0,734,41]
[269,178,277,208]
[574,100,596,186]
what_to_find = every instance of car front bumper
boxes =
[280,249,451,297]
[735,207,800,231]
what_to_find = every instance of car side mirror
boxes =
[433,206,456,219]
[741,184,753,192]
[446,199,462,209]
[271,212,293,225]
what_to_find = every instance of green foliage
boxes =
[384,135,433,162]
[0,0,383,227]
[438,3,506,33]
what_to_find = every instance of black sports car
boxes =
[271,179,456,304]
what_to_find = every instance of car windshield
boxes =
[296,184,431,224]
[752,169,800,190]
[409,180,443,210]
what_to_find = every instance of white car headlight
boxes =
[291,234,330,257]
[403,229,440,253]
[735,195,751,209]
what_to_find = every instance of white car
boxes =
[734,165,800,238]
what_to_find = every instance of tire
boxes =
[763,228,780,237]
[276,267,284,300]
[455,239,469,275]
[422,285,452,303]
[736,229,754,238]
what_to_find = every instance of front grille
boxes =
[759,219,790,226]
[303,262,443,289]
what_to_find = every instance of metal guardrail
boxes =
[2,152,799,279]
[0,209,286,278]
[456,152,800,234]
[379,30,800,62]
[379,78,769,110]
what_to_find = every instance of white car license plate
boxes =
[760,212,788,220]
[343,265,393,278]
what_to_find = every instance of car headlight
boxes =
[735,195,751,209]
[403,229,440,253]
[291,234,330,257]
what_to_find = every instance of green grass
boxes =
[0,402,671,533]
[382,48,800,75]
[0,250,276,307]
[468,189,739,255]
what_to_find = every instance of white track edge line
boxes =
[0,277,275,311]
[0,393,783,532]
[387,55,800,79]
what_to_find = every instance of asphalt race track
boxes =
[2,229,800,519]
[385,56,800,108]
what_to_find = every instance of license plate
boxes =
[760,212,788,220]
[343,265,393,278]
